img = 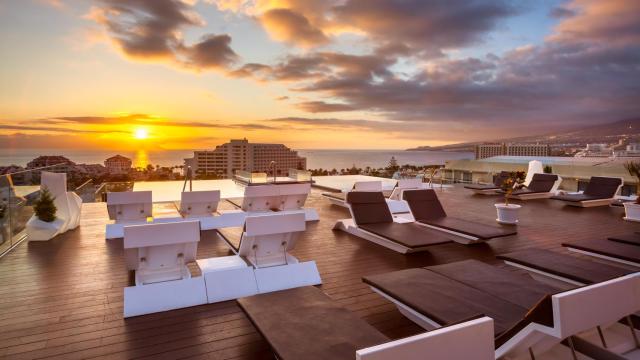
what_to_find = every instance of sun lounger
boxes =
[552,177,623,207]
[464,171,510,195]
[364,259,640,359]
[505,173,561,200]
[563,239,640,267]
[498,248,635,286]
[387,178,425,200]
[609,233,640,246]
[402,189,516,244]
[178,190,220,218]
[226,183,318,221]
[322,180,383,207]
[237,286,495,360]
[333,191,453,253]
[198,212,321,303]
[122,221,207,317]
[105,191,153,239]
[107,190,152,222]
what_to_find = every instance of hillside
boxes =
[407,118,640,151]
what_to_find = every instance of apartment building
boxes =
[475,143,551,159]
[104,155,132,174]
[185,139,306,178]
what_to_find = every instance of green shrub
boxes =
[34,188,57,223]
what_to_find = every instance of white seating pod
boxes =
[105,191,152,239]
[123,221,208,318]
[26,171,82,241]
[197,212,321,303]
[222,183,318,222]
[178,190,220,218]
[356,317,495,360]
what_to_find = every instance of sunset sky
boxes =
[1,0,639,150]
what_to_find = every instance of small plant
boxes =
[543,165,553,174]
[501,171,526,206]
[34,188,57,223]
[624,161,640,204]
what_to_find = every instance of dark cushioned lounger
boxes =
[427,260,559,309]
[552,177,622,203]
[497,248,633,284]
[359,222,452,248]
[508,173,558,195]
[237,286,388,360]
[403,189,516,240]
[550,193,601,202]
[608,234,640,246]
[563,239,640,264]
[364,267,528,336]
[216,226,244,252]
[464,172,510,191]
[346,191,454,249]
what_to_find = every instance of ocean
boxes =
[0,148,474,170]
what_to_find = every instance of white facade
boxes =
[186,139,306,178]
[475,143,550,159]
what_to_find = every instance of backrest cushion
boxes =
[527,174,558,193]
[402,189,447,221]
[584,177,622,197]
[347,192,393,225]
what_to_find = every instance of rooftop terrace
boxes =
[0,185,635,359]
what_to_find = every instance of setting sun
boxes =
[134,128,148,140]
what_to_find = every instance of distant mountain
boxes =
[407,117,640,151]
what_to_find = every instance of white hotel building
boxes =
[185,139,306,178]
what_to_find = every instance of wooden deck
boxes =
[0,186,635,359]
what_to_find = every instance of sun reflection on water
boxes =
[134,149,149,169]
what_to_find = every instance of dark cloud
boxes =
[234,0,640,136]
[89,0,238,70]
[294,101,356,113]
[332,0,515,53]
[0,124,125,134]
[41,114,272,132]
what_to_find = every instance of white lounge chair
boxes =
[224,183,318,221]
[105,191,152,239]
[123,221,207,317]
[26,171,82,241]
[107,191,152,222]
[178,190,220,218]
[198,212,321,303]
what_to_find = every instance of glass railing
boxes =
[234,169,312,185]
